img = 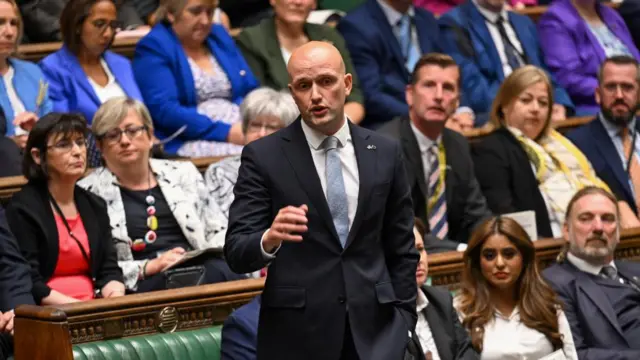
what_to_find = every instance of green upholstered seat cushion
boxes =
[73,326,222,360]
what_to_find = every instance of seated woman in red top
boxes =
[6,113,125,305]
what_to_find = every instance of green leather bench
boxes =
[73,326,222,360]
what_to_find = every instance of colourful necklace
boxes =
[131,169,158,252]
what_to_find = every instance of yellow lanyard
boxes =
[427,142,447,213]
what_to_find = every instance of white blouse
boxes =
[87,59,126,104]
[458,305,578,360]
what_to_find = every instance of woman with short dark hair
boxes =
[6,112,125,305]
[456,216,578,359]
[39,0,143,167]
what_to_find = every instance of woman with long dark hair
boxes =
[456,216,578,359]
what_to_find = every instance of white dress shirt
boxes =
[599,114,640,200]
[472,1,525,77]
[87,59,127,104]
[3,66,26,135]
[416,289,442,360]
[261,118,360,257]
[465,307,579,360]
[566,252,628,286]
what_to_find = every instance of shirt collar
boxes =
[417,288,429,312]
[598,112,637,139]
[376,0,415,27]
[301,116,351,151]
[410,121,440,153]
[567,252,617,276]
[472,0,509,23]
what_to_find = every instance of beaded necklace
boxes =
[131,168,158,252]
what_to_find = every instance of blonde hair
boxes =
[489,65,554,140]
[153,0,216,23]
[0,0,23,55]
[92,97,154,137]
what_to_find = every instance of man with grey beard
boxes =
[543,186,640,360]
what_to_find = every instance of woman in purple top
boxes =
[538,0,639,115]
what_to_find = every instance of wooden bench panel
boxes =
[14,277,265,360]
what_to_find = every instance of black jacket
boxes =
[420,286,479,360]
[379,117,491,250]
[6,182,123,304]
[471,127,553,238]
[0,206,34,311]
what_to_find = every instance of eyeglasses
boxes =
[98,125,148,144]
[91,19,122,33]
[246,122,283,134]
[602,82,638,94]
[47,137,88,152]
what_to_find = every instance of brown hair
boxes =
[490,65,554,141]
[410,53,460,87]
[60,0,120,55]
[597,55,640,84]
[153,0,216,24]
[458,216,564,353]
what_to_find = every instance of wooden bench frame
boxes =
[12,229,640,359]
[14,278,264,360]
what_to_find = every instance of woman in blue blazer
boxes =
[0,0,52,151]
[39,0,143,166]
[133,0,258,156]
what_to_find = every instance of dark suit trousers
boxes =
[340,315,360,360]
[0,333,12,360]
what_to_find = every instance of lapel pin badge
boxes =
[367,145,376,150]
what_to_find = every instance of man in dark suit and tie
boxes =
[543,187,640,360]
[224,41,419,360]
[438,0,573,124]
[337,0,441,129]
[567,56,640,219]
[380,53,491,252]
[0,206,35,360]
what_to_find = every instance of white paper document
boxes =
[502,210,538,240]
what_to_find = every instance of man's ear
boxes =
[343,73,352,97]
[405,85,414,108]
[595,86,602,105]
[30,148,41,166]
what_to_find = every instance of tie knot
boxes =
[620,127,631,139]
[601,265,618,279]
[495,15,505,25]
[397,14,410,28]
[322,136,340,151]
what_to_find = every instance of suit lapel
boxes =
[573,266,628,342]
[151,160,207,250]
[279,120,341,245]
[61,46,101,106]
[400,118,427,198]
[263,18,290,88]
[465,2,504,79]
[442,130,455,208]
[345,123,376,249]
[508,14,533,64]
[590,119,634,200]
[616,260,640,290]
[422,292,454,360]
[368,0,409,78]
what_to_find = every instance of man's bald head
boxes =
[287,41,353,136]
[287,41,346,80]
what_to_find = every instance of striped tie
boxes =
[427,145,448,240]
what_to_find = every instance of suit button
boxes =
[338,296,346,304]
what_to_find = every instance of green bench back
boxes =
[73,326,222,360]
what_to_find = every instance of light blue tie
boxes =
[323,136,349,248]
[397,14,421,72]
